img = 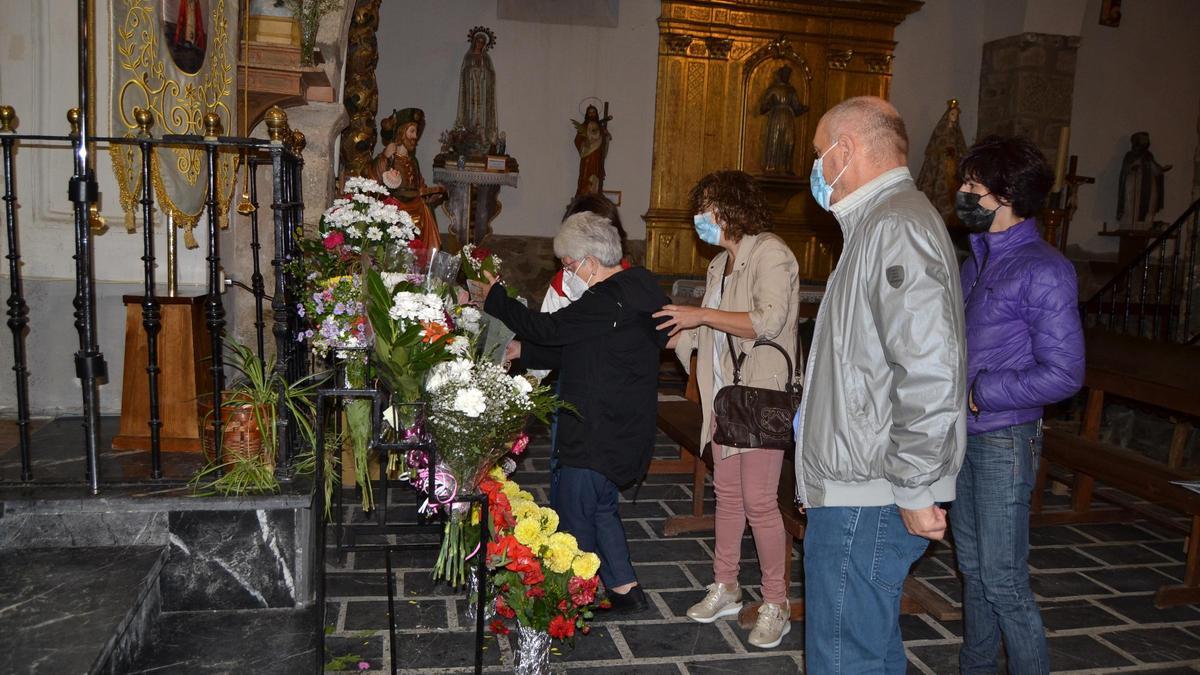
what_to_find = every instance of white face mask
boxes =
[562,258,594,302]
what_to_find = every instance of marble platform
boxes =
[0,546,165,674]
[0,418,323,674]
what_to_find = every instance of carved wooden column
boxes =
[644,0,921,280]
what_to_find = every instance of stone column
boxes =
[977,33,1080,163]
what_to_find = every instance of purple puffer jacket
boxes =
[961,218,1085,435]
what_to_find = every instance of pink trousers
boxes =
[711,439,789,605]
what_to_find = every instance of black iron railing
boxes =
[0,106,310,491]
[1083,197,1200,344]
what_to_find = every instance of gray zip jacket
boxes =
[794,167,967,510]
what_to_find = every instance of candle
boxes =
[1052,126,1070,193]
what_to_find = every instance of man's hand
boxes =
[502,340,521,370]
[899,505,948,540]
[653,305,707,336]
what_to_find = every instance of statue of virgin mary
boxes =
[455,26,498,153]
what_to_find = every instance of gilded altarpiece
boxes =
[645,0,921,280]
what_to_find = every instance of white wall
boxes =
[1068,0,1200,253]
[375,0,660,239]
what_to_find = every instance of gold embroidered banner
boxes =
[109,0,240,248]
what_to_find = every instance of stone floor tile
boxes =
[546,624,623,664]
[1071,522,1165,543]
[686,655,802,673]
[386,630,504,670]
[899,614,945,641]
[1039,599,1129,631]
[634,563,696,590]
[1082,566,1178,593]
[1028,546,1106,571]
[324,634,385,672]
[343,599,449,632]
[1079,543,1176,566]
[1030,571,1113,599]
[619,621,737,658]
[1029,525,1096,547]
[1046,634,1135,670]
[1101,627,1200,663]
[629,538,712,564]
[326,572,389,598]
[1100,594,1200,624]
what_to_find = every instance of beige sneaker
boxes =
[686,582,742,623]
[747,600,791,649]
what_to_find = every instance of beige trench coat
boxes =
[674,233,802,457]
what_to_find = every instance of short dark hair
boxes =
[959,135,1054,218]
[688,170,772,242]
[563,193,626,246]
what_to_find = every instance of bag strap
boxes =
[720,272,802,393]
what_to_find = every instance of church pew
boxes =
[1033,329,1200,607]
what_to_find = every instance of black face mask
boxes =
[955,191,998,233]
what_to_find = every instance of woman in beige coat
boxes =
[656,170,801,649]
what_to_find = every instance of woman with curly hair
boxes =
[655,170,801,648]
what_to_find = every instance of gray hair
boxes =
[553,212,623,267]
[824,96,908,162]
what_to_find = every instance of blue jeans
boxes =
[804,505,929,674]
[949,420,1049,674]
[553,466,637,589]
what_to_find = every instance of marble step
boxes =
[125,606,319,674]
[0,545,167,674]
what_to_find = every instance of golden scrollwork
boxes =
[108,0,240,247]
[338,0,383,183]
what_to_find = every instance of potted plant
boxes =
[192,339,324,495]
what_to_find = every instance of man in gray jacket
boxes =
[795,97,967,674]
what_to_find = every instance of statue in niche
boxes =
[573,103,612,196]
[758,65,807,174]
[917,99,969,225]
[367,108,445,249]
[1118,131,1172,227]
[454,26,499,155]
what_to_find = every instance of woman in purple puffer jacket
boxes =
[950,135,1085,675]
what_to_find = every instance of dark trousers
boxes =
[552,465,638,589]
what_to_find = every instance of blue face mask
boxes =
[810,141,849,211]
[693,211,722,245]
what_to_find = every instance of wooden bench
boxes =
[655,356,959,626]
[1033,329,1200,607]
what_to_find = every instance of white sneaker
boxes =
[747,600,791,649]
[686,582,742,623]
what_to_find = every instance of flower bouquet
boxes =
[481,469,601,672]
[460,243,518,301]
[421,357,561,586]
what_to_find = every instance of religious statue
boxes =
[166,0,208,74]
[366,108,446,249]
[917,99,969,226]
[1117,131,1172,227]
[454,26,499,154]
[758,65,807,174]
[572,104,612,196]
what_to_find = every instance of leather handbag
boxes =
[712,331,803,451]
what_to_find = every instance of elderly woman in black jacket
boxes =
[481,212,669,613]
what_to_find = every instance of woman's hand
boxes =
[653,304,708,336]
[466,269,500,306]
[502,340,521,370]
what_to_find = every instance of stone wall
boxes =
[978,32,1079,163]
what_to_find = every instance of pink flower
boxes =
[510,433,530,457]
[357,661,370,671]
[322,231,345,250]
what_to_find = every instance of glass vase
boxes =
[299,18,319,67]
[513,625,552,675]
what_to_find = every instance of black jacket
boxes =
[485,267,669,487]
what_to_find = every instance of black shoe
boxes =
[602,586,648,614]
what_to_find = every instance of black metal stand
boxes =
[313,375,490,675]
